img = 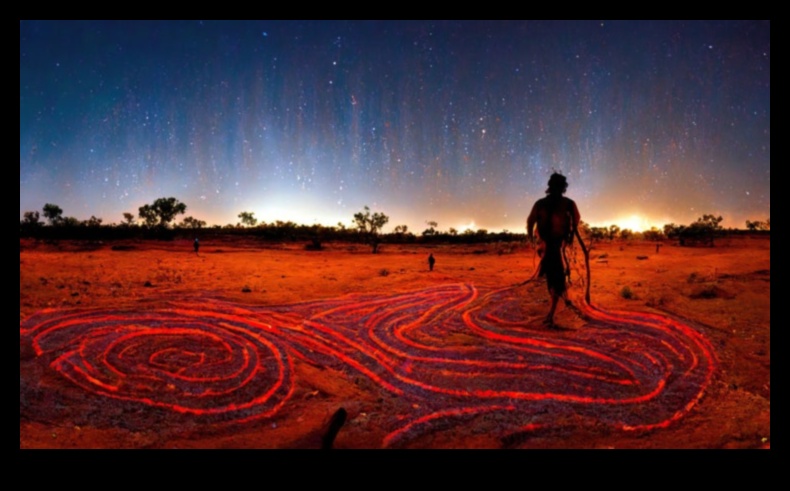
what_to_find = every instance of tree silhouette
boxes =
[43,203,63,226]
[578,221,591,238]
[22,211,42,227]
[693,214,723,232]
[181,216,206,229]
[353,206,389,253]
[608,224,620,241]
[589,226,608,244]
[138,205,158,228]
[663,223,683,239]
[138,197,187,229]
[83,216,102,227]
[122,212,136,227]
[422,220,438,237]
[238,211,258,227]
[677,214,723,246]
[746,219,769,232]
[643,227,665,241]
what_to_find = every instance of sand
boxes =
[19,235,769,449]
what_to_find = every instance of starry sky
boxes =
[20,20,770,232]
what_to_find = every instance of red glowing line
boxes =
[21,281,718,442]
[383,404,516,447]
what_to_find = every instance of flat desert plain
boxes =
[19,235,770,449]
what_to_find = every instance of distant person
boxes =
[428,253,435,271]
[193,237,200,255]
[526,172,581,327]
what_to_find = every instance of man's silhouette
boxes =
[527,173,581,327]
[428,253,435,271]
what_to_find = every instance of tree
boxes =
[393,224,409,235]
[678,214,723,246]
[693,214,723,232]
[181,216,206,229]
[238,211,258,227]
[138,197,186,228]
[122,212,136,227]
[138,204,158,228]
[643,227,665,241]
[43,203,63,226]
[663,223,683,239]
[22,211,42,227]
[422,220,438,237]
[746,219,769,232]
[608,224,620,241]
[578,221,591,239]
[61,216,80,227]
[353,206,389,253]
[588,226,607,244]
[83,216,103,227]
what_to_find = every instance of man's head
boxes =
[546,172,568,195]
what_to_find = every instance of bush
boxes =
[620,286,634,299]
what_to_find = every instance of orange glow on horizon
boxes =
[588,214,665,233]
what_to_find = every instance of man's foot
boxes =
[542,316,556,329]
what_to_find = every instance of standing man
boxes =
[526,172,581,327]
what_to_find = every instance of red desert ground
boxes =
[20,235,769,448]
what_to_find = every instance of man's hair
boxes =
[546,172,568,195]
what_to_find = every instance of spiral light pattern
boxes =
[20,283,717,446]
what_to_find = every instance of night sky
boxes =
[20,20,770,232]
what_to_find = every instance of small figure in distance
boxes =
[526,172,581,328]
[428,253,436,271]
[193,237,200,255]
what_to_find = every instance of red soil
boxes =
[19,236,769,449]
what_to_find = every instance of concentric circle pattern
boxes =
[20,283,717,446]
[20,306,295,428]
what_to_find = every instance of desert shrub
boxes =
[379,268,390,277]
[644,290,673,307]
[304,239,323,251]
[620,286,634,299]
[688,284,734,299]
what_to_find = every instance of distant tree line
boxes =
[20,199,769,250]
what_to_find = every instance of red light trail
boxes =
[20,282,717,447]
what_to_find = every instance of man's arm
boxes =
[527,203,538,243]
[570,200,581,235]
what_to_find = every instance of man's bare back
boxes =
[527,195,580,245]
[526,173,581,327]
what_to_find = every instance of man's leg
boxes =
[545,291,559,326]
[543,245,563,327]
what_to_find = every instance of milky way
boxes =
[20,20,770,231]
